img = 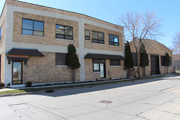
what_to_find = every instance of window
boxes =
[22,18,44,37]
[0,26,2,40]
[93,59,105,72]
[109,34,119,46]
[132,53,137,66]
[56,25,73,40]
[92,31,104,44]
[170,56,172,66]
[161,56,166,66]
[55,53,67,65]
[85,29,90,40]
[110,59,121,66]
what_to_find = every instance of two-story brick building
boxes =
[0,0,125,86]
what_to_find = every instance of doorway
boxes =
[12,61,23,85]
[151,55,160,75]
[100,63,106,78]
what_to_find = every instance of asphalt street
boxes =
[1,75,180,120]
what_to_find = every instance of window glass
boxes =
[132,53,137,66]
[94,63,99,71]
[22,19,33,29]
[110,59,121,66]
[85,30,90,40]
[22,19,44,37]
[55,53,67,65]
[56,24,73,40]
[109,34,119,46]
[0,27,2,40]
[161,56,166,66]
[92,31,104,44]
[34,21,44,31]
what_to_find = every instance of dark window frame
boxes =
[0,26,2,40]
[92,59,105,72]
[55,53,67,66]
[132,53,137,66]
[110,59,121,66]
[85,29,90,40]
[92,30,104,44]
[22,18,44,37]
[109,34,119,46]
[56,24,73,40]
[161,56,166,66]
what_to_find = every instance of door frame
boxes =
[12,61,23,85]
[100,62,106,78]
[150,54,160,75]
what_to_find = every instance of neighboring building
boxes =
[129,39,174,76]
[0,0,125,86]
[173,54,180,69]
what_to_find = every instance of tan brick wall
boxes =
[23,52,80,83]
[84,24,123,52]
[130,39,174,76]
[1,51,5,83]
[85,59,100,80]
[6,0,123,31]
[0,18,5,48]
[13,12,79,48]
[85,59,124,80]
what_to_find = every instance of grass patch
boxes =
[0,75,166,96]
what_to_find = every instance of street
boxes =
[1,75,180,120]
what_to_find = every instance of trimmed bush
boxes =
[26,81,32,87]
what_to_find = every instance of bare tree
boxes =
[172,32,180,55]
[120,12,161,78]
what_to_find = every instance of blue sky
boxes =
[0,0,180,48]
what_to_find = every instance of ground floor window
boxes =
[93,59,105,72]
[55,53,67,65]
[110,59,121,66]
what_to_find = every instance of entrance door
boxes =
[12,61,23,85]
[151,55,160,75]
[100,63,106,78]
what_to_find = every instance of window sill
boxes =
[56,65,68,67]
[93,72,100,73]
[21,34,45,38]
[55,38,74,41]
[110,66,121,67]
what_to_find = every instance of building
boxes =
[0,0,125,86]
[129,39,174,76]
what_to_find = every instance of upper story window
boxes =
[85,29,90,40]
[92,31,104,44]
[109,34,119,46]
[0,26,2,40]
[22,18,44,37]
[56,25,73,40]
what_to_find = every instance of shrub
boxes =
[26,81,32,87]
[0,82,5,87]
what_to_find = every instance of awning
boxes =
[7,48,44,57]
[7,48,44,65]
[85,53,124,60]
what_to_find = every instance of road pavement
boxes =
[1,75,180,120]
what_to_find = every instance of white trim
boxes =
[55,65,68,67]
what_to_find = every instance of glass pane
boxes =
[65,35,73,40]
[94,63,99,71]
[114,42,119,46]
[92,31,97,39]
[109,35,114,41]
[85,30,90,36]
[65,27,73,35]
[34,21,44,31]
[99,40,104,44]
[22,29,33,35]
[92,39,98,43]
[98,32,104,40]
[85,36,90,40]
[56,34,64,39]
[34,31,43,36]
[22,19,33,29]
[56,25,65,34]
[13,62,22,84]
[100,63,104,77]
[114,36,119,42]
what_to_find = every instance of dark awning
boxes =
[85,53,124,60]
[7,48,44,57]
